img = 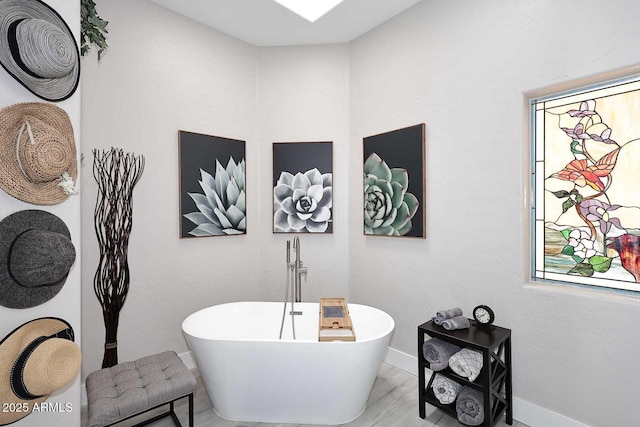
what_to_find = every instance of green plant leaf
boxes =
[575,194,583,203]
[81,0,109,61]
[589,256,612,273]
[572,254,584,264]
[560,229,572,240]
[562,199,575,213]
[552,190,570,198]
[570,140,583,154]
[561,245,574,256]
[569,263,594,277]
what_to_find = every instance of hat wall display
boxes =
[0,210,76,309]
[0,317,80,426]
[0,102,77,205]
[0,0,80,101]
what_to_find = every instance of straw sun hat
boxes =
[0,317,80,426]
[0,0,80,101]
[0,210,76,309]
[0,102,77,205]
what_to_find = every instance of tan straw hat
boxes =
[0,0,80,101]
[0,102,77,205]
[0,317,80,426]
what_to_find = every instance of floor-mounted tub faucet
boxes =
[280,237,308,339]
[293,236,307,302]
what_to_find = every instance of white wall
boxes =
[0,1,81,426]
[256,44,351,303]
[81,0,356,380]
[82,1,354,380]
[349,1,640,426]
[80,0,259,378]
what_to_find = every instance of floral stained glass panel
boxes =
[531,76,640,292]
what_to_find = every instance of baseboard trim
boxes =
[82,348,589,427]
[512,397,590,427]
[384,346,418,375]
[383,346,589,427]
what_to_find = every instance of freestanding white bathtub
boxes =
[182,301,394,425]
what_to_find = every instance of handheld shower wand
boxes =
[293,237,307,302]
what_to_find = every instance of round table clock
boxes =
[473,305,495,327]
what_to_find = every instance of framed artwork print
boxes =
[179,130,246,238]
[531,74,640,293]
[363,124,426,238]
[273,141,333,233]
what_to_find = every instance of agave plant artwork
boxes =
[274,168,332,233]
[184,157,246,236]
[364,152,418,236]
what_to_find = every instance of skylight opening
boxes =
[273,0,344,22]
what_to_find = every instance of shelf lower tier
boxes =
[422,387,508,427]
[424,387,457,418]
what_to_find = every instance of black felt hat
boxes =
[0,210,76,309]
[0,0,80,101]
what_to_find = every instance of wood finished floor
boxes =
[81,362,529,427]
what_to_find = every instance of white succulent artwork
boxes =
[274,168,332,233]
[184,157,246,236]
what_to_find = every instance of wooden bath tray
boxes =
[319,298,356,342]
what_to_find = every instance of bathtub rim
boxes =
[182,301,395,344]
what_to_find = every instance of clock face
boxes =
[473,305,494,325]
[475,308,490,323]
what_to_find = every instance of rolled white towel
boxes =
[432,373,463,404]
[448,348,483,382]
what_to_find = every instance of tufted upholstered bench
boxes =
[86,351,196,427]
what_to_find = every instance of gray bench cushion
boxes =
[86,351,196,427]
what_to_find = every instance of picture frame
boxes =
[273,141,333,233]
[179,130,246,238]
[363,124,426,238]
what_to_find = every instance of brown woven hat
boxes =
[0,317,80,426]
[0,102,77,205]
[0,0,80,101]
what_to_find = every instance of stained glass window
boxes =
[531,74,640,292]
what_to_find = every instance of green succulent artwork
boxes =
[364,152,419,236]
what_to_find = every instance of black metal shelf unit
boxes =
[418,320,512,427]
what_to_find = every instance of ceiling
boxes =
[149,0,423,46]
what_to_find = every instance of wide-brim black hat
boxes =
[0,210,76,309]
[0,0,80,101]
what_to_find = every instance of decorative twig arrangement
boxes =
[92,147,144,368]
